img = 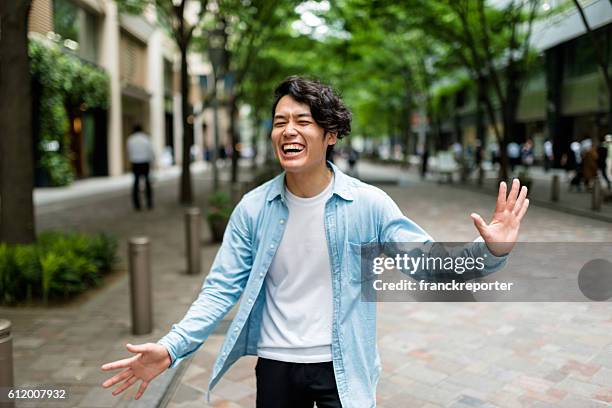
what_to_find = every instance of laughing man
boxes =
[101,76,529,408]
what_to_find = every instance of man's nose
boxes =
[284,122,298,136]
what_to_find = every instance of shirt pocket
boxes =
[347,237,379,284]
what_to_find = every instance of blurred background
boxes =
[1,0,612,407]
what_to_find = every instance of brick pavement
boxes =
[2,161,611,408]
[1,166,238,407]
[165,161,612,408]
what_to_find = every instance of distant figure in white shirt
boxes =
[127,125,155,210]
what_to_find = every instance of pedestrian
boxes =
[583,143,599,189]
[421,147,429,179]
[126,124,155,210]
[101,77,530,407]
[543,138,553,172]
[597,135,611,190]
[507,141,521,173]
[348,146,359,176]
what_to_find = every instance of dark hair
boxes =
[271,76,352,140]
[133,124,143,133]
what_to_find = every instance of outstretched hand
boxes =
[101,343,171,400]
[470,178,529,256]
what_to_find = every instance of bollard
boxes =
[128,237,153,335]
[592,177,602,211]
[185,208,202,275]
[0,320,14,408]
[551,174,560,202]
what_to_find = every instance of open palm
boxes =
[101,343,170,400]
[470,179,529,256]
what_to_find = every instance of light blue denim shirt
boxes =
[157,162,507,408]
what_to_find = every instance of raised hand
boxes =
[470,178,529,256]
[101,343,171,400]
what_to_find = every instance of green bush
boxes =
[0,231,118,305]
[206,191,233,223]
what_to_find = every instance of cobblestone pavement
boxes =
[166,161,612,408]
[2,161,611,408]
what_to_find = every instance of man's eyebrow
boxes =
[273,112,312,120]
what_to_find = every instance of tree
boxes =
[120,0,207,204]
[0,0,36,244]
[215,0,298,182]
[423,0,539,180]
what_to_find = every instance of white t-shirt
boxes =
[257,177,334,363]
[127,132,155,164]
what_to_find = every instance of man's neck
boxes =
[285,163,333,198]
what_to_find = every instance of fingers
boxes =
[135,380,149,400]
[126,343,149,354]
[102,368,132,388]
[101,355,138,371]
[495,181,507,212]
[112,374,138,396]
[470,213,487,236]
[513,186,528,214]
[517,198,529,221]
[506,179,520,210]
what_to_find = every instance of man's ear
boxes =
[326,132,338,146]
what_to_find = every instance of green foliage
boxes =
[0,231,118,305]
[206,191,234,223]
[29,38,110,186]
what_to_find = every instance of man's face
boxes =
[271,95,337,174]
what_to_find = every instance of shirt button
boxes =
[280,219,285,224]
[259,272,264,277]
[269,244,274,249]
[222,352,227,357]
[248,298,253,304]
[234,327,239,332]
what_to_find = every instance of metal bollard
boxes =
[592,177,602,211]
[551,174,560,202]
[0,320,14,408]
[128,237,153,335]
[185,208,202,275]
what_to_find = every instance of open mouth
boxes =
[281,143,305,156]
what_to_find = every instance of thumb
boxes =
[126,343,149,354]
[470,213,487,235]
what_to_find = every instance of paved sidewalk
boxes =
[1,164,241,407]
[427,163,612,223]
[2,161,611,408]
[163,161,612,408]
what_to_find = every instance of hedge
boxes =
[0,231,118,305]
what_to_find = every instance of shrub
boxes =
[0,231,118,305]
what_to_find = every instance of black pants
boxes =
[132,162,152,210]
[255,358,342,408]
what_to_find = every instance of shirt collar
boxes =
[266,161,354,203]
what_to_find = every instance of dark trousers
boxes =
[255,358,342,408]
[131,162,152,210]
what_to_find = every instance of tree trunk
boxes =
[0,0,35,244]
[230,97,239,183]
[179,44,193,204]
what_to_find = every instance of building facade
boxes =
[28,0,189,182]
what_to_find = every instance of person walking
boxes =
[102,77,530,407]
[127,124,155,210]
[597,135,611,190]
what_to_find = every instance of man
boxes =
[597,135,611,190]
[101,77,529,407]
[127,125,155,210]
